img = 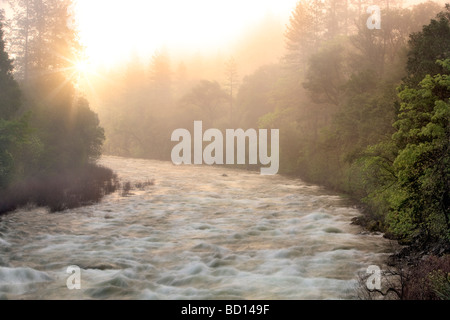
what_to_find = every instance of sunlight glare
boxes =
[74,0,298,67]
[75,59,90,75]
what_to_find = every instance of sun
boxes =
[69,58,99,93]
[74,60,91,75]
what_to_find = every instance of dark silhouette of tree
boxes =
[0,10,21,120]
[406,5,450,87]
[182,80,228,127]
[236,64,279,128]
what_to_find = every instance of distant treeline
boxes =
[0,1,117,213]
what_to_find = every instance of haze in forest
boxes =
[74,0,450,69]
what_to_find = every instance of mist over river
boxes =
[0,156,393,299]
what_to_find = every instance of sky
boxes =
[2,0,448,68]
[74,0,299,67]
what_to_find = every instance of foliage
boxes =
[406,8,450,87]
[0,115,34,188]
[33,97,105,170]
[388,60,450,240]
[0,0,111,213]
[181,80,229,128]
[236,65,280,128]
[264,3,450,243]
[0,11,21,120]
[0,13,33,189]
[404,255,450,300]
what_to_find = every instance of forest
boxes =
[76,0,449,244]
[0,0,449,300]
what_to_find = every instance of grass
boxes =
[0,164,119,214]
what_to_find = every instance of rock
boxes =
[421,255,430,261]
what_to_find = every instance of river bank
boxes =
[290,169,450,300]
[0,164,118,215]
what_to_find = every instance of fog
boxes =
[66,0,447,165]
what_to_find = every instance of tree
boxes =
[388,59,450,241]
[181,80,228,127]
[350,8,409,77]
[224,56,239,126]
[0,10,21,120]
[8,0,81,103]
[304,41,347,107]
[284,0,324,72]
[174,61,189,99]
[5,0,106,169]
[0,14,32,188]
[149,49,173,113]
[236,64,279,128]
[7,0,36,82]
[349,4,441,80]
[324,0,352,38]
[353,7,450,235]
[406,6,450,87]
[0,116,33,188]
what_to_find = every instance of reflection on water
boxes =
[0,156,392,299]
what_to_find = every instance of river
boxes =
[0,156,392,300]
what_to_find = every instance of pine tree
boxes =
[0,11,29,188]
[224,57,239,126]
[8,0,81,103]
[149,49,173,113]
[406,6,450,87]
[7,0,105,169]
[0,10,21,120]
[284,0,320,72]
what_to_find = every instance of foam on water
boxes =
[0,156,393,299]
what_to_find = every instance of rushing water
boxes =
[0,156,392,300]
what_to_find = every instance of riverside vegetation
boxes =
[0,4,117,214]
